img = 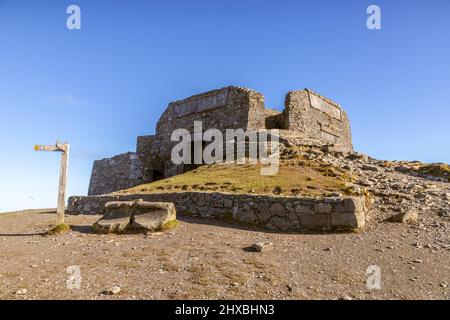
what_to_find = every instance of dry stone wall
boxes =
[68,192,367,231]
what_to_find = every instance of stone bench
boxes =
[93,200,177,234]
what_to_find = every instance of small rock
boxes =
[440,282,448,288]
[252,242,273,252]
[411,241,423,248]
[14,289,27,295]
[389,210,418,223]
[103,286,121,295]
[412,259,423,263]
[362,164,379,172]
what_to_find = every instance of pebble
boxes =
[14,289,27,295]
[252,242,273,252]
[103,286,121,295]
[362,164,379,172]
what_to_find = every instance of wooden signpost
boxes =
[34,141,70,225]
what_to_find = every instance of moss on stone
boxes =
[160,219,178,231]
[47,223,71,235]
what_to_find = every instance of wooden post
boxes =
[34,141,70,226]
[56,143,69,225]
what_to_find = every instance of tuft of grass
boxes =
[160,219,178,231]
[47,223,70,235]
[273,186,283,194]
[393,161,450,181]
[417,163,450,179]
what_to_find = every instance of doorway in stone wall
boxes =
[265,110,284,129]
[152,169,164,181]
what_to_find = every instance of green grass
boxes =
[116,161,351,197]
[160,219,178,231]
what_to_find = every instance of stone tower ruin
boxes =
[88,86,353,195]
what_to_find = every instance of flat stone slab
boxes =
[93,200,176,234]
[132,202,176,231]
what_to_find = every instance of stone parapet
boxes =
[68,192,367,231]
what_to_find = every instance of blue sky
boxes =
[0,0,449,212]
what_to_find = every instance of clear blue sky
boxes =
[0,0,449,212]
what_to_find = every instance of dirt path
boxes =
[0,208,448,300]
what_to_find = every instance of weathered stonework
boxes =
[93,200,176,234]
[68,193,367,231]
[284,89,352,153]
[87,86,353,195]
[88,152,146,196]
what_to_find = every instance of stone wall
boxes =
[68,192,367,231]
[153,86,266,167]
[284,89,353,153]
[88,152,145,196]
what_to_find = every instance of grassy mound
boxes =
[116,161,353,197]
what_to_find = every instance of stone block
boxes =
[132,202,176,231]
[93,200,176,234]
[270,203,286,216]
[314,203,332,214]
[223,198,233,208]
[330,209,365,229]
[298,214,329,230]
[256,206,272,224]
[295,204,312,214]
[266,216,289,230]
[93,201,134,233]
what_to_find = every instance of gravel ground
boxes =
[0,206,448,300]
